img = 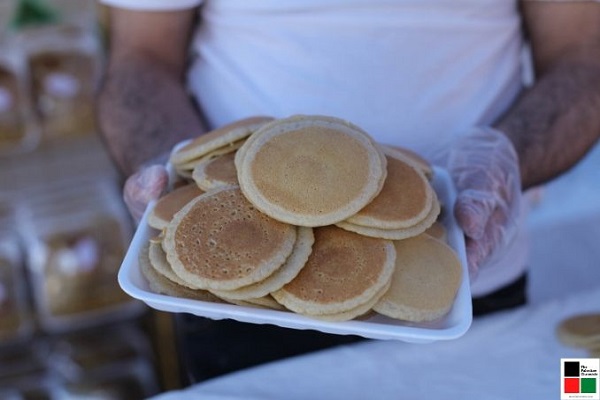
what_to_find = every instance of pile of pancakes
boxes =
[138,115,463,323]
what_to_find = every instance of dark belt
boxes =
[472,273,528,317]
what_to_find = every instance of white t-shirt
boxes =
[101,0,535,296]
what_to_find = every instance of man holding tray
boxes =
[97,0,600,386]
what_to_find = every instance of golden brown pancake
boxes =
[238,115,387,227]
[170,116,274,166]
[425,221,447,243]
[147,240,202,291]
[272,225,395,316]
[345,146,434,229]
[373,234,462,322]
[556,313,600,348]
[310,283,390,322]
[138,242,223,302]
[211,227,314,300]
[176,139,246,172]
[174,167,194,180]
[163,186,297,291]
[221,295,287,310]
[336,197,440,240]
[384,144,433,180]
[148,184,204,230]
[192,152,239,191]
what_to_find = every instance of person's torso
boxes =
[189,0,524,161]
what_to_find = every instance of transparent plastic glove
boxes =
[123,164,169,223]
[446,127,522,281]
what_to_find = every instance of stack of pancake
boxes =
[139,115,462,323]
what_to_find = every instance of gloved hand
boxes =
[123,164,169,223]
[445,127,522,281]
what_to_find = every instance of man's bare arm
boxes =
[496,2,600,190]
[97,7,204,176]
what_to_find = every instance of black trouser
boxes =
[472,273,528,317]
[175,273,528,385]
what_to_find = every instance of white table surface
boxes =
[151,142,600,400]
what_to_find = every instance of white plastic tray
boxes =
[118,166,472,342]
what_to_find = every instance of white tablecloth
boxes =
[151,142,600,400]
